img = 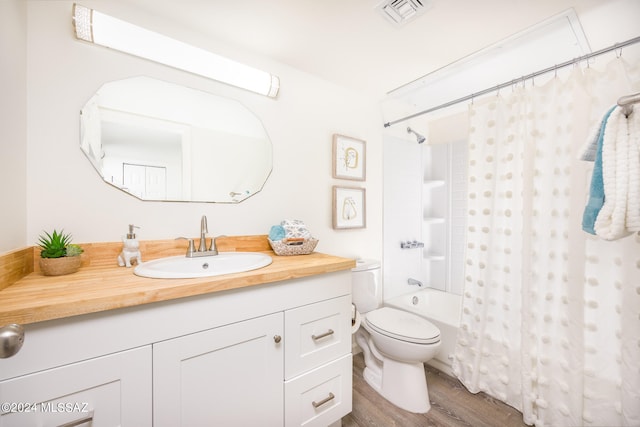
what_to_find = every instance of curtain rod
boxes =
[383,35,640,128]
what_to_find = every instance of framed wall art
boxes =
[332,186,366,229]
[332,134,366,181]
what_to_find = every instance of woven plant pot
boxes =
[39,256,82,276]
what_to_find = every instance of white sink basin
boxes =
[134,252,273,279]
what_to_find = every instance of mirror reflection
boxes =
[80,76,273,203]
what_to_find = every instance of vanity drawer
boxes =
[284,295,351,379]
[0,346,151,427]
[284,353,352,427]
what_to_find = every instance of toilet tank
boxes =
[351,259,382,313]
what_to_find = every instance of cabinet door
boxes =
[153,312,284,427]
[0,346,151,427]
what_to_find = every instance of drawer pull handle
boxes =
[311,329,334,341]
[312,392,335,409]
[274,335,282,343]
[57,410,94,427]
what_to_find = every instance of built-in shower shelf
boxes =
[424,217,445,224]
[423,180,445,188]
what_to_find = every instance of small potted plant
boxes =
[38,230,84,276]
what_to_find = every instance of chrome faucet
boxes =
[199,215,208,252]
[408,278,423,287]
[176,215,219,257]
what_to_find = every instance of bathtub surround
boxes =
[454,56,640,426]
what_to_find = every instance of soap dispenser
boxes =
[117,224,142,267]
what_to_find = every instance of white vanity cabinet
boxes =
[0,346,152,426]
[154,294,353,427]
[0,269,352,427]
[153,312,285,426]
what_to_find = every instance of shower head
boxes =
[407,127,426,144]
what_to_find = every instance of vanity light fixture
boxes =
[71,4,280,98]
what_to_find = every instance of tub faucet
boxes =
[408,278,423,287]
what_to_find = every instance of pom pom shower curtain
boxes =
[452,57,640,426]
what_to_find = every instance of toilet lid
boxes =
[365,307,440,345]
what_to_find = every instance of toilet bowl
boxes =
[352,260,441,413]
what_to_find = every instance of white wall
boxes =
[0,0,27,253]
[17,1,383,261]
[5,0,637,266]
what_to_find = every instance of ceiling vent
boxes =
[376,0,429,26]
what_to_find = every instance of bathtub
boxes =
[385,288,462,376]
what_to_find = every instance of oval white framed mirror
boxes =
[80,76,272,203]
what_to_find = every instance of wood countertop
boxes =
[0,236,356,326]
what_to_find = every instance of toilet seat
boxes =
[365,307,440,345]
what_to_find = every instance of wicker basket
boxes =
[39,256,82,276]
[268,238,319,256]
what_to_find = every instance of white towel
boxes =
[594,106,640,239]
[578,108,612,161]
[626,110,640,231]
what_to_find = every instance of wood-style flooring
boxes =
[342,353,528,427]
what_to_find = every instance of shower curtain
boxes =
[452,56,640,427]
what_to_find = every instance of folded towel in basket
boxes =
[281,219,312,239]
[268,225,286,241]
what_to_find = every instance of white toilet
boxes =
[352,259,441,413]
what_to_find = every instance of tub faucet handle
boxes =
[408,278,423,287]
